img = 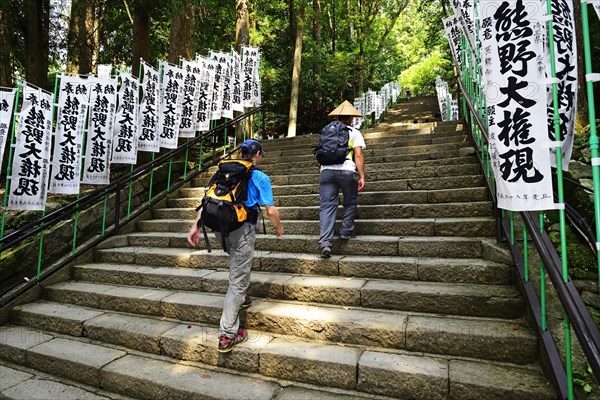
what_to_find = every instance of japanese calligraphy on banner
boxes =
[83,78,117,185]
[7,84,53,211]
[209,51,227,120]
[97,64,112,79]
[352,97,364,129]
[137,61,160,152]
[480,0,554,211]
[49,76,90,194]
[232,50,244,112]
[111,72,139,163]
[443,15,463,72]
[0,89,17,170]
[195,56,215,132]
[546,0,577,171]
[179,60,202,138]
[219,54,233,119]
[158,63,184,149]
[252,52,262,106]
[242,46,259,108]
[450,0,475,46]
[436,77,451,121]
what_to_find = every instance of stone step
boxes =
[258,133,466,157]
[153,200,494,221]
[94,247,511,285]
[0,325,282,400]
[0,359,132,400]
[1,312,552,400]
[71,263,521,318]
[138,217,496,237]
[180,172,484,198]
[121,232,509,259]
[200,164,481,187]
[168,187,489,209]
[32,284,537,364]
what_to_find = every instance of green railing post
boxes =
[0,81,21,247]
[581,0,600,295]
[546,0,573,397]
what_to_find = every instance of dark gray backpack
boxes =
[313,121,350,165]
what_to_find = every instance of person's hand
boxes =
[357,176,365,192]
[275,224,284,238]
[187,224,199,247]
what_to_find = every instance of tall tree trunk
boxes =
[25,0,49,89]
[324,0,335,53]
[287,5,304,138]
[348,0,354,43]
[313,0,322,118]
[66,0,97,75]
[132,0,150,78]
[0,5,12,86]
[289,0,297,46]
[168,0,195,64]
[235,0,250,143]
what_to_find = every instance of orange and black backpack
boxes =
[196,159,258,252]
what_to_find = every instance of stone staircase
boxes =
[0,98,556,399]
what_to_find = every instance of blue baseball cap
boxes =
[241,139,264,155]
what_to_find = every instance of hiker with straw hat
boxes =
[316,100,366,258]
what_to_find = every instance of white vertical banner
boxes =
[180,60,202,138]
[242,46,259,108]
[158,62,185,149]
[480,0,554,211]
[593,1,600,20]
[252,51,262,106]
[195,56,215,132]
[82,78,117,185]
[111,72,139,164]
[443,15,464,72]
[546,0,577,171]
[7,84,53,211]
[352,97,364,129]
[451,0,475,47]
[220,53,233,119]
[137,61,160,152]
[232,50,244,112]
[209,51,227,120]
[97,64,112,79]
[0,89,17,170]
[49,76,90,194]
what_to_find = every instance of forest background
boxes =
[0,0,598,140]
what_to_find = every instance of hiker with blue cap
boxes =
[187,139,283,352]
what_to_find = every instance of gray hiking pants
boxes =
[214,222,255,339]
[318,169,358,250]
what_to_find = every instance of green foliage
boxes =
[399,50,453,95]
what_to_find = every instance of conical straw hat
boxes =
[328,100,363,117]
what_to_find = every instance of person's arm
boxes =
[354,146,365,191]
[187,207,202,246]
[264,205,284,237]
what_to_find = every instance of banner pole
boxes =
[127,60,144,219]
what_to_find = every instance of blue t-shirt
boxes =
[246,169,274,210]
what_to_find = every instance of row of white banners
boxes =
[444,0,599,211]
[0,47,262,211]
[435,76,459,121]
[352,82,402,129]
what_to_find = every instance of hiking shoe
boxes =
[320,247,331,258]
[217,330,248,353]
[241,295,253,308]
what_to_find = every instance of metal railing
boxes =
[0,106,265,308]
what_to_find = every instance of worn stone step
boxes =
[0,360,131,400]
[0,325,281,400]
[168,187,488,209]
[123,231,507,259]
[154,201,494,221]
[180,173,485,199]
[71,263,521,318]
[35,282,537,364]
[3,308,551,399]
[94,247,511,285]
[138,217,496,237]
